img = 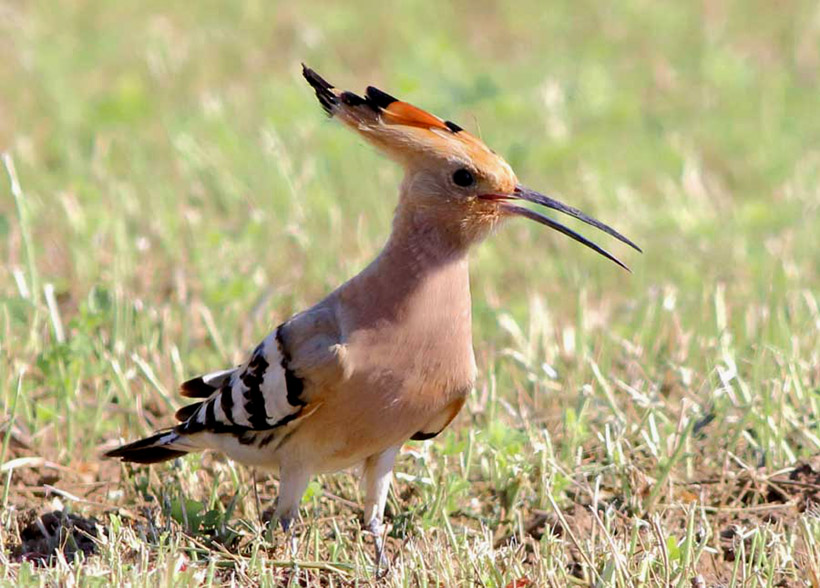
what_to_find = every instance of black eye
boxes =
[452,168,475,187]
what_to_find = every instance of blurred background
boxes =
[2,0,817,310]
[1,0,819,583]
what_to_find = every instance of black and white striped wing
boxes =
[173,305,343,452]
[105,331,302,465]
[106,307,342,465]
[174,328,307,444]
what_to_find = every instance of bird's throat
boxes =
[388,203,478,272]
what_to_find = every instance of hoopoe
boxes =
[106,65,640,566]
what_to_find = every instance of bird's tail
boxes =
[105,430,191,464]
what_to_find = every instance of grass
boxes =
[1,0,819,585]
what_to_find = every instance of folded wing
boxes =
[106,305,343,464]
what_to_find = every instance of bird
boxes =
[105,65,640,568]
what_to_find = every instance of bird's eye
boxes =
[452,168,475,188]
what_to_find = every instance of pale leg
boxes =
[361,446,400,572]
[274,467,311,558]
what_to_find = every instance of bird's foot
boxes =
[280,516,299,560]
[259,508,299,563]
[366,519,389,578]
[259,507,277,543]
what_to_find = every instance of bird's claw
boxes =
[280,516,299,559]
[367,520,389,578]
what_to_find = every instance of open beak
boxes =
[481,185,642,271]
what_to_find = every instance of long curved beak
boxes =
[481,185,642,271]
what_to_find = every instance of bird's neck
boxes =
[339,204,473,329]
[385,202,473,273]
[337,202,477,398]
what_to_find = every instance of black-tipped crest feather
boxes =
[365,86,397,109]
[303,65,402,119]
[302,64,338,115]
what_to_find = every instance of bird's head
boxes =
[303,65,641,269]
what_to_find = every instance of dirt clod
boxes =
[12,510,98,565]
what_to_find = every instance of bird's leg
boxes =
[273,467,311,560]
[252,469,264,528]
[361,446,400,575]
[281,516,298,561]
